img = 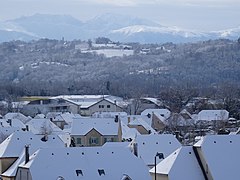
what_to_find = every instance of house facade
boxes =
[70,117,122,147]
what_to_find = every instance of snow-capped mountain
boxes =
[0,13,239,43]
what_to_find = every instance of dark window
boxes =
[107,105,111,108]
[76,170,83,176]
[76,138,81,144]
[98,169,105,176]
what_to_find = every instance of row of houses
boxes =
[1,128,240,179]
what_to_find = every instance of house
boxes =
[127,115,157,135]
[21,95,128,116]
[132,97,165,115]
[26,118,64,135]
[59,95,126,116]
[15,146,151,180]
[70,117,122,147]
[21,98,72,117]
[141,109,171,131]
[0,118,26,143]
[197,110,229,121]
[0,131,65,179]
[3,113,30,124]
[129,134,181,168]
[149,146,205,180]
[193,135,240,180]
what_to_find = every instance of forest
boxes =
[0,38,240,115]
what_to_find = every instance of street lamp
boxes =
[155,152,164,180]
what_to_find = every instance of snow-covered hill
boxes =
[0,13,239,43]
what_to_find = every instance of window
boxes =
[89,137,99,145]
[76,138,81,144]
[107,105,111,108]
[104,137,115,143]
[98,169,105,176]
[76,170,83,176]
[99,105,104,108]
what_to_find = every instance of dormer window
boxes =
[98,169,105,176]
[76,169,83,176]
[121,174,132,180]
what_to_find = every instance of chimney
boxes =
[127,117,131,124]
[0,122,2,126]
[114,115,119,123]
[26,125,29,131]
[50,117,53,122]
[8,119,12,126]
[133,142,138,157]
[25,145,30,164]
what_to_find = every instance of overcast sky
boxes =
[1,0,240,31]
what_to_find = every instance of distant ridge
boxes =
[0,13,239,43]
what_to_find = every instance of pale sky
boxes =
[1,0,240,31]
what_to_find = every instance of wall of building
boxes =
[150,173,168,180]
[0,158,17,174]
[80,100,123,116]
[128,125,149,134]
[15,168,32,180]
[72,130,118,147]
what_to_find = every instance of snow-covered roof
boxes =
[0,131,65,177]
[92,111,128,118]
[150,146,204,180]
[0,131,64,158]
[70,117,119,136]
[128,117,156,133]
[0,118,25,128]
[197,110,229,121]
[0,127,22,143]
[18,146,151,180]
[193,135,240,179]
[4,113,30,124]
[34,114,45,119]
[26,118,64,135]
[121,121,139,140]
[53,95,126,108]
[130,134,181,166]
[141,97,163,106]
[141,109,171,121]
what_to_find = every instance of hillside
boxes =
[0,38,240,100]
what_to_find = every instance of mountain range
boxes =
[0,13,239,43]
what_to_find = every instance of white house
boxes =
[4,113,30,124]
[197,110,229,121]
[0,131,65,179]
[193,135,240,180]
[15,146,151,180]
[149,146,205,180]
[70,117,122,147]
[130,134,181,168]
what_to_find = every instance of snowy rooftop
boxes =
[18,146,151,180]
[141,109,171,121]
[53,95,126,108]
[0,131,64,158]
[4,112,30,124]
[92,111,128,118]
[70,117,119,136]
[193,134,240,179]
[141,97,163,106]
[121,121,139,140]
[0,131,65,177]
[130,134,181,166]
[197,110,229,121]
[128,116,156,133]
[150,146,204,180]
[26,118,64,135]
[0,118,25,128]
